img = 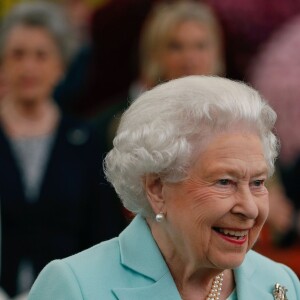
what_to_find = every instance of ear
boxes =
[143,174,165,214]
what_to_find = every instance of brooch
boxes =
[273,283,288,300]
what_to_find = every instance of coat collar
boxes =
[118,215,167,281]
[113,215,274,300]
[113,215,182,300]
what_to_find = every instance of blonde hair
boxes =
[139,1,224,86]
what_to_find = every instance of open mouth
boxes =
[213,227,248,241]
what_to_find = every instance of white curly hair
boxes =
[104,76,279,218]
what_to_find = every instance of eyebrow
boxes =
[204,163,268,179]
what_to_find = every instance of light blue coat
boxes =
[28,215,300,300]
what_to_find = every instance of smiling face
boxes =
[149,131,269,271]
[1,24,63,104]
[158,20,220,81]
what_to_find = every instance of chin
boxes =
[211,253,247,270]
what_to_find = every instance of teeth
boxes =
[219,228,248,237]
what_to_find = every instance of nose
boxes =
[231,185,259,219]
[19,54,37,72]
[22,58,35,70]
[183,47,199,63]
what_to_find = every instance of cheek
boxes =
[161,52,181,66]
[259,196,269,224]
[184,186,230,224]
[166,183,211,220]
[255,190,269,220]
[44,62,63,83]
[195,49,218,68]
[2,60,17,77]
[2,67,19,87]
[187,181,233,205]
[248,196,269,247]
[163,60,180,76]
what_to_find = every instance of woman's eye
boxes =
[167,41,183,51]
[195,41,209,50]
[217,179,232,186]
[251,179,265,187]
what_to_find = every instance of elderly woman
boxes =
[29,76,300,299]
[0,2,125,297]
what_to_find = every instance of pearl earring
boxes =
[155,212,164,223]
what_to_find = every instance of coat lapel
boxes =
[112,273,181,300]
[112,215,181,300]
[234,251,274,300]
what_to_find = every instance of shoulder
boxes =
[28,238,123,300]
[64,238,121,276]
[245,250,297,276]
[28,235,153,300]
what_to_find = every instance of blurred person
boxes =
[29,76,300,299]
[139,0,224,88]
[0,2,125,297]
[94,0,225,153]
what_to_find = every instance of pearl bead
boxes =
[155,213,164,222]
[206,272,224,300]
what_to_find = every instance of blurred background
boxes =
[0,0,300,299]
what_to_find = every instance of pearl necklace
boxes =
[206,272,224,300]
